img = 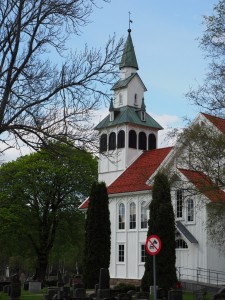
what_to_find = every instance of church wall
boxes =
[127,77,145,108]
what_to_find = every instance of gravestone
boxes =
[63,273,70,287]
[73,287,86,298]
[157,288,168,300]
[98,268,109,289]
[29,281,42,293]
[135,292,149,300]
[117,293,132,300]
[213,294,225,300]
[57,271,64,287]
[44,287,59,300]
[97,268,110,300]
[10,273,21,300]
[168,290,182,300]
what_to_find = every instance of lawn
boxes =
[0,289,212,300]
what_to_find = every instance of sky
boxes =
[4,0,218,161]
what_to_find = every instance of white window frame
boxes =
[187,198,194,223]
[118,244,125,263]
[140,201,148,229]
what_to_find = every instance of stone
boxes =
[98,268,109,290]
[135,292,149,300]
[157,288,168,299]
[73,288,86,298]
[28,281,42,293]
[168,290,183,300]
[97,288,110,299]
[117,293,132,300]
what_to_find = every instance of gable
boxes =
[178,168,225,203]
[202,113,225,134]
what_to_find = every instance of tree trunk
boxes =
[34,252,49,282]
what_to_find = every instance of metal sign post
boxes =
[145,235,162,300]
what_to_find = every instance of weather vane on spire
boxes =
[128,11,133,32]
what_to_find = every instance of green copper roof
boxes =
[95,106,163,130]
[119,31,139,70]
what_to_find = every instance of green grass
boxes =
[0,289,212,300]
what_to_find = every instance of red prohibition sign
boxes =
[145,235,162,256]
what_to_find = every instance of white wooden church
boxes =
[79,29,225,285]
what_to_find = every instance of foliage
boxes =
[186,0,225,116]
[0,143,97,280]
[0,0,124,154]
[83,181,111,289]
[141,172,177,291]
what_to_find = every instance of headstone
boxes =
[117,293,132,300]
[213,294,225,300]
[10,273,21,300]
[57,271,64,287]
[135,292,149,300]
[44,287,59,300]
[73,288,86,298]
[29,281,42,293]
[157,288,168,300]
[168,290,182,300]
[63,273,70,287]
[97,289,110,299]
[98,268,109,290]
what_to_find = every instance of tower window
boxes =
[134,93,138,105]
[139,132,147,150]
[118,130,125,148]
[108,132,116,150]
[149,134,156,150]
[176,190,183,219]
[100,134,107,152]
[129,130,137,148]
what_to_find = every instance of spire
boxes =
[119,29,139,70]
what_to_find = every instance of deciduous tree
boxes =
[0,0,123,154]
[0,143,97,280]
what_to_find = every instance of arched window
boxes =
[176,190,183,219]
[129,130,137,149]
[119,203,125,230]
[176,239,188,249]
[100,134,107,152]
[139,132,147,150]
[141,201,148,229]
[118,130,125,148]
[130,202,136,229]
[187,198,194,222]
[108,132,116,150]
[149,134,156,150]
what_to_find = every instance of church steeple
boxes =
[119,30,139,71]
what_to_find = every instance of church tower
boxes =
[95,29,163,186]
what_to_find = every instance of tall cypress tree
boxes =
[83,181,111,288]
[141,172,177,291]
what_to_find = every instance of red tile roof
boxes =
[108,147,173,195]
[202,113,225,134]
[79,197,90,210]
[179,168,225,203]
[79,147,173,209]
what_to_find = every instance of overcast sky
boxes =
[3,0,218,161]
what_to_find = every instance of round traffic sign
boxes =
[145,235,162,255]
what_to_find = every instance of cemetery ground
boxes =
[0,288,213,300]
